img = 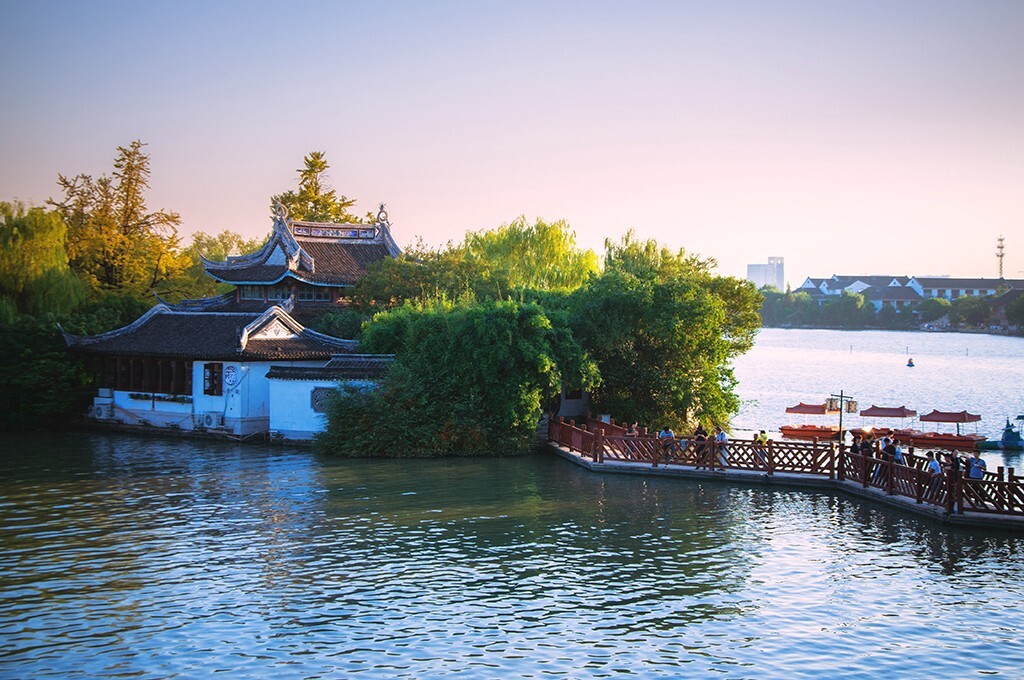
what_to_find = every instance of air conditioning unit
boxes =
[91,404,114,419]
[201,412,225,429]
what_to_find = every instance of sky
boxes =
[2,0,1023,288]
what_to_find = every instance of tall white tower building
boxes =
[746,256,785,290]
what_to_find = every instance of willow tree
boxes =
[462,217,600,293]
[49,140,187,300]
[352,217,599,310]
[0,202,85,319]
[271,151,359,223]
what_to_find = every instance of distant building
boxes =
[794,274,1024,311]
[747,257,785,291]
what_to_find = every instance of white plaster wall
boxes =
[192,361,228,422]
[557,389,589,418]
[268,378,376,440]
[268,379,332,439]
[193,360,324,434]
[109,390,196,429]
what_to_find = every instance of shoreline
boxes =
[762,324,1022,338]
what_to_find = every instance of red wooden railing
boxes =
[548,416,1024,518]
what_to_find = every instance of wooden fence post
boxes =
[945,471,957,515]
[595,428,604,463]
[837,442,845,482]
[767,439,774,476]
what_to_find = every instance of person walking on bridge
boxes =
[714,426,729,468]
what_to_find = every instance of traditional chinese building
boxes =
[63,205,399,440]
[199,204,402,321]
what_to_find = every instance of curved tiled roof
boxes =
[202,210,401,287]
[266,355,395,381]
[62,305,357,360]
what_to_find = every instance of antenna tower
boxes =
[996,235,1005,278]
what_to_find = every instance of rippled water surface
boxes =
[733,329,1024,447]
[3,432,1024,678]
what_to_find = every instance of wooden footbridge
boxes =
[547,415,1024,529]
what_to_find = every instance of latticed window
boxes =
[310,387,335,413]
[240,285,263,300]
[204,363,223,396]
[268,285,292,300]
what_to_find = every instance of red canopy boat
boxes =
[893,409,986,450]
[850,405,918,439]
[780,403,841,441]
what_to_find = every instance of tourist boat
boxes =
[979,417,1024,452]
[779,424,842,440]
[893,409,987,451]
[780,402,841,441]
[849,405,917,440]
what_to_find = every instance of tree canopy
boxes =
[316,300,597,456]
[327,225,763,450]
[271,151,360,223]
[351,217,599,309]
[916,297,952,323]
[49,140,189,301]
[0,202,85,320]
[568,232,761,431]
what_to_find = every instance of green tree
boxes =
[0,202,85,316]
[820,291,874,328]
[169,230,268,301]
[1005,295,1024,329]
[0,316,93,430]
[569,233,761,431]
[876,302,899,328]
[316,300,597,455]
[949,295,991,327]
[760,288,818,327]
[916,297,952,323]
[271,151,359,223]
[353,218,599,310]
[49,140,186,300]
[462,217,600,293]
[0,295,152,431]
[306,307,369,339]
[190,230,266,262]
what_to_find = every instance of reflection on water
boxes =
[2,432,1024,678]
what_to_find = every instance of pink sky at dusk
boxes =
[2,1,1022,287]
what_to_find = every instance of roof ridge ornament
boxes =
[272,200,289,222]
[376,203,389,226]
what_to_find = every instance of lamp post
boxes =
[829,390,857,447]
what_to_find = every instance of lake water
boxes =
[3,329,1024,678]
[733,329,1024,456]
